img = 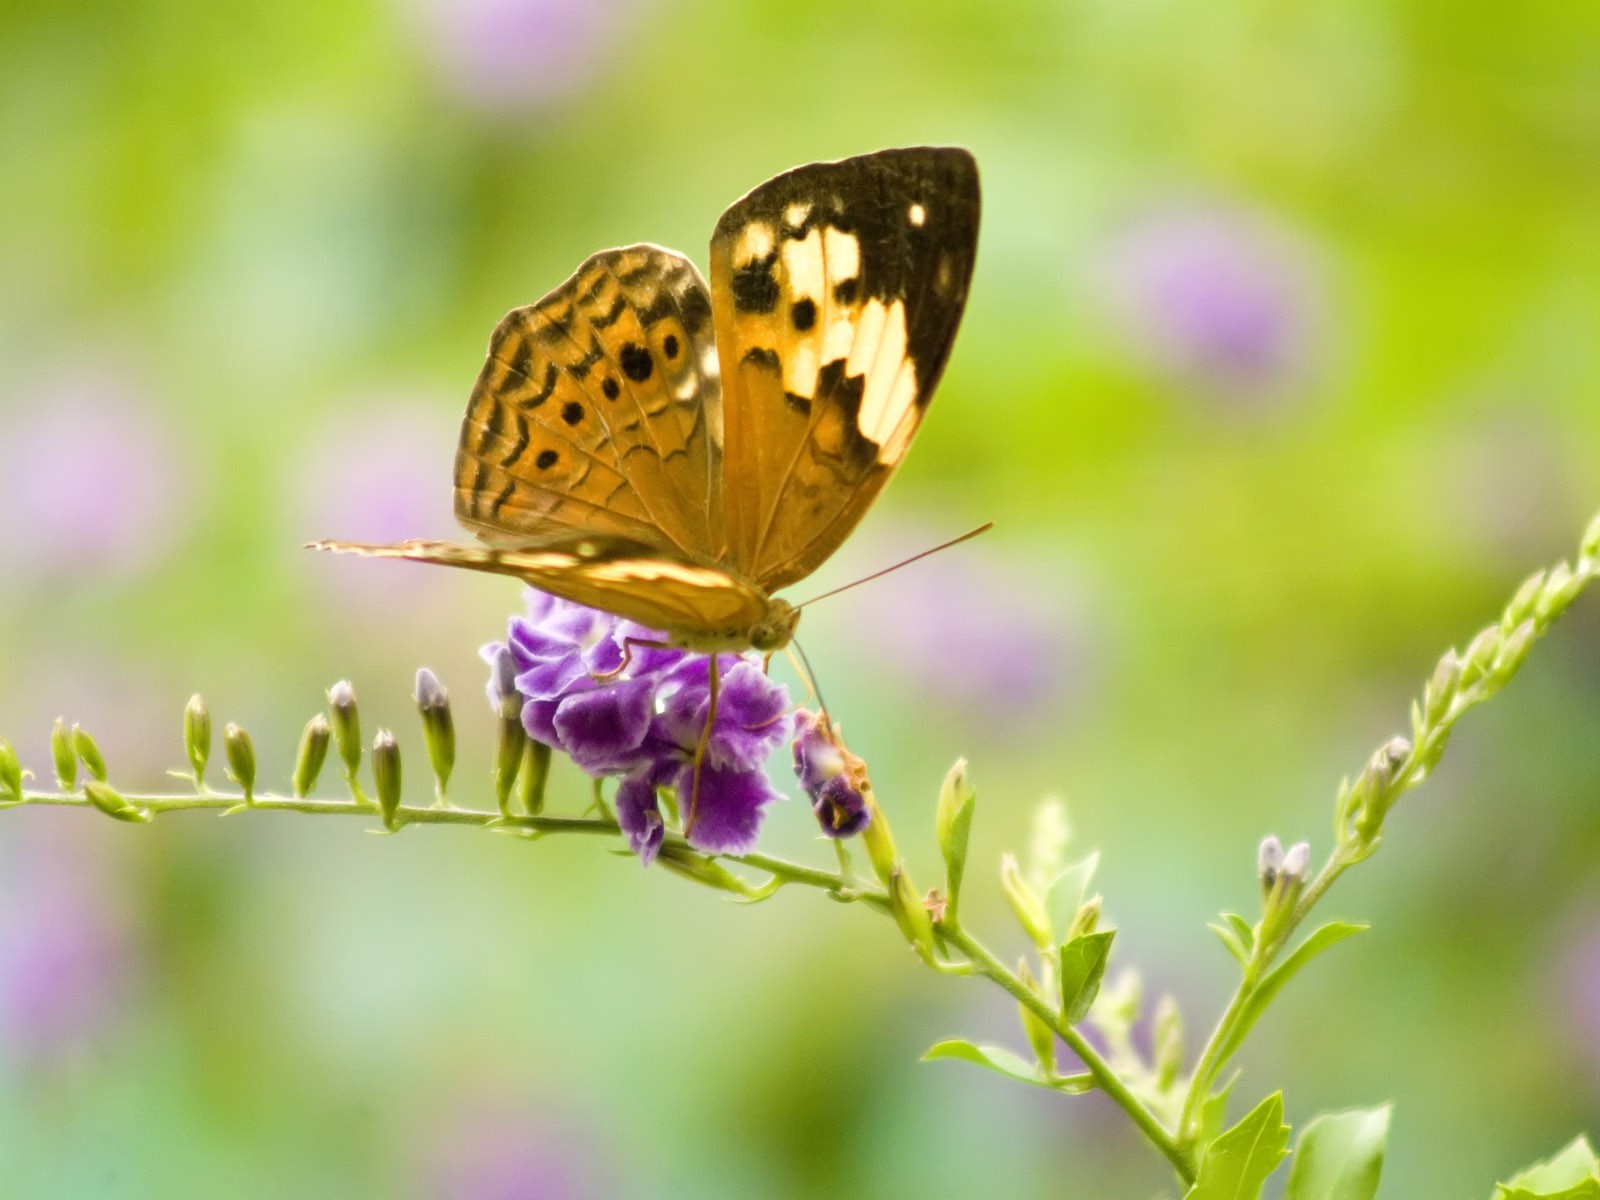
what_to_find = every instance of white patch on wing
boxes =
[908,202,926,227]
[784,201,811,228]
[780,227,825,301]
[734,221,775,267]
[581,561,729,586]
[853,299,911,444]
[786,341,819,398]
[823,227,860,281]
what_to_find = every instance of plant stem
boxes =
[941,922,1195,1184]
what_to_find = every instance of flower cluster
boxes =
[484,591,792,865]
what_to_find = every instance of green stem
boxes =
[942,922,1195,1184]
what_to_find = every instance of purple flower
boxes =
[403,0,646,114]
[792,711,870,839]
[0,821,139,1066]
[0,367,186,581]
[488,591,791,863]
[1100,200,1322,399]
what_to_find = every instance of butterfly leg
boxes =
[590,636,673,682]
[684,653,719,839]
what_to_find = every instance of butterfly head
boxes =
[746,597,799,654]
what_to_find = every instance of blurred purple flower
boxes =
[421,1095,613,1200]
[0,368,184,580]
[404,0,644,113]
[1556,902,1600,1089]
[0,821,138,1066]
[836,529,1093,734]
[1100,201,1322,398]
[296,401,460,608]
[488,591,790,864]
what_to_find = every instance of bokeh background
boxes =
[2,0,1599,1195]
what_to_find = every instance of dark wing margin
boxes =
[708,147,979,591]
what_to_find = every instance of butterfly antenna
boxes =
[787,637,833,725]
[794,522,995,610]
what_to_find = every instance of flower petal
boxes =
[553,676,657,774]
[678,762,783,857]
[615,770,665,867]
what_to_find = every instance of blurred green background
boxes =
[2,0,1599,1195]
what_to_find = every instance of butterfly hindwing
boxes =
[309,538,768,636]
[709,147,980,592]
[454,245,724,558]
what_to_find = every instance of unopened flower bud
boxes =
[935,758,975,923]
[224,723,256,802]
[1001,853,1054,948]
[72,723,106,782]
[484,643,523,720]
[494,715,527,818]
[1350,737,1411,845]
[1583,511,1600,560]
[0,738,22,801]
[518,738,551,816]
[1260,839,1312,946]
[1154,994,1183,1091]
[292,713,331,797]
[1461,624,1500,685]
[1016,958,1057,1075]
[1424,650,1461,726]
[84,780,150,823]
[372,729,401,829]
[50,718,76,791]
[414,668,455,797]
[1281,840,1311,884]
[1258,835,1285,895]
[183,694,211,787]
[1535,561,1575,624]
[1504,568,1546,631]
[1065,893,1102,940]
[1492,619,1537,682]
[888,863,935,961]
[327,680,361,780]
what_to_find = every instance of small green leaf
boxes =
[1199,1074,1239,1146]
[1496,1136,1600,1199]
[1187,1091,1290,1200]
[1284,1106,1391,1200]
[1058,929,1116,1023]
[1209,913,1254,965]
[921,1039,1093,1093]
[1216,922,1367,1066]
[1046,851,1100,934]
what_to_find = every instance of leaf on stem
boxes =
[1495,1136,1600,1200]
[1283,1106,1391,1200]
[1186,1091,1290,1200]
[1058,929,1116,1024]
[921,1039,1093,1093]
[1216,922,1367,1067]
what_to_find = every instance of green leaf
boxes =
[1058,929,1116,1023]
[1496,1136,1600,1199]
[1217,922,1367,1066]
[1046,851,1100,934]
[921,1039,1094,1093]
[1209,913,1253,966]
[1199,1074,1240,1146]
[1187,1092,1290,1200]
[1285,1106,1391,1200]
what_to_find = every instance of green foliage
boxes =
[1187,1092,1290,1200]
[1284,1107,1392,1200]
[1496,1138,1600,1200]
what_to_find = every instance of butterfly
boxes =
[313,147,980,655]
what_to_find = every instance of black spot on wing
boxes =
[535,449,558,470]
[619,343,653,382]
[790,298,816,331]
[562,401,583,426]
[663,334,680,359]
[784,392,813,416]
[602,376,621,400]
[741,346,780,372]
[731,253,779,313]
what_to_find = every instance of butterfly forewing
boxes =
[708,147,980,592]
[454,245,724,558]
